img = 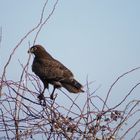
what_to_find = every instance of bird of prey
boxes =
[28,45,84,101]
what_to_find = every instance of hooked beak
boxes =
[28,48,33,53]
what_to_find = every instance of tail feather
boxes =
[62,79,84,93]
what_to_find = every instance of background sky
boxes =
[0,0,140,139]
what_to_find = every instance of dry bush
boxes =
[0,1,140,140]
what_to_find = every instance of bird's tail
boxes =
[62,79,84,93]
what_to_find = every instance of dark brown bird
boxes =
[28,45,84,100]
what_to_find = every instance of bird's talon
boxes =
[38,94,46,106]
[38,94,44,100]
[38,99,46,106]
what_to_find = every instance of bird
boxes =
[28,45,84,101]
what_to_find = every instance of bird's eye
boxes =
[28,46,38,53]
[34,47,37,51]
[31,47,37,52]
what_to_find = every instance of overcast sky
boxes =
[1,0,140,139]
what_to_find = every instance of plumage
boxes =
[28,45,84,100]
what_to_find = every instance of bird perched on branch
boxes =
[28,45,84,101]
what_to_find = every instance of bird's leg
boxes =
[50,87,56,100]
[38,87,46,106]
[38,87,45,100]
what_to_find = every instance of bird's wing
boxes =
[33,58,74,81]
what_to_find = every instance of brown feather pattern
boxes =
[28,45,84,94]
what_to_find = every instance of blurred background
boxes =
[0,0,140,139]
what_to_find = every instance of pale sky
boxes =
[1,0,140,139]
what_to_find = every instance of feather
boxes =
[28,45,84,95]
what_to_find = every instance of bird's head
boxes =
[28,45,53,58]
[28,45,46,54]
